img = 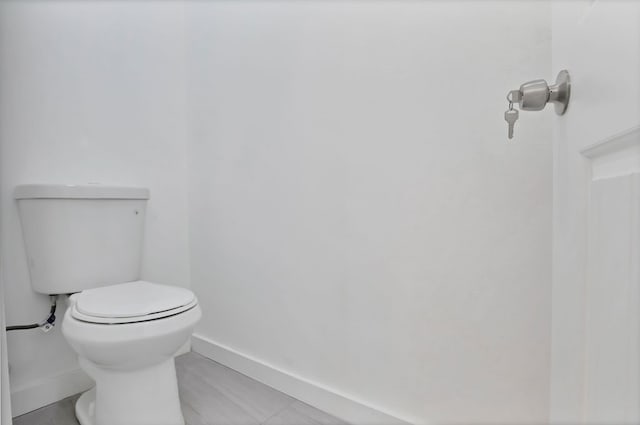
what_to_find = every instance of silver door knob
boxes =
[509,70,571,115]
[519,79,551,111]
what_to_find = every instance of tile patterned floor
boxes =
[13,352,348,425]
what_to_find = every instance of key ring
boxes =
[506,92,514,110]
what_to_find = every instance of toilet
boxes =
[15,184,201,425]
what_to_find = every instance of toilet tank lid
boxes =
[14,184,150,200]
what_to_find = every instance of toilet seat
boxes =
[71,280,197,325]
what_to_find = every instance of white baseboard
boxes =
[191,334,415,425]
[10,367,93,417]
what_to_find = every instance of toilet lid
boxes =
[72,280,197,324]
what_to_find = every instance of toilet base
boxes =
[75,387,96,425]
[75,357,185,425]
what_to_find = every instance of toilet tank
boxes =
[15,184,149,294]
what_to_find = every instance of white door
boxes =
[550,2,640,424]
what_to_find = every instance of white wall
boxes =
[1,282,11,423]
[0,1,554,422]
[185,2,552,424]
[0,1,190,415]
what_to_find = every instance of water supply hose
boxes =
[6,295,57,332]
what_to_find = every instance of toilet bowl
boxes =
[62,281,201,425]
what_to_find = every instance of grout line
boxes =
[259,397,298,425]
[178,353,284,425]
[178,367,256,422]
[184,351,338,425]
[180,352,307,425]
[12,393,81,420]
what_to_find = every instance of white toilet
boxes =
[15,184,201,425]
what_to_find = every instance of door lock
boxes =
[504,70,571,140]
